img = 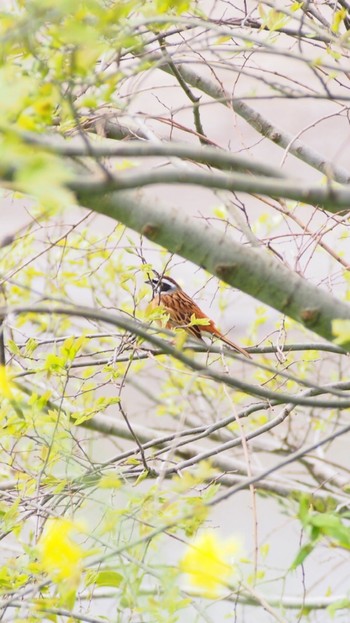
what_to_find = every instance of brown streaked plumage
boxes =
[147,273,251,358]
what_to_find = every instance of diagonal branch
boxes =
[77,189,350,343]
[157,57,350,183]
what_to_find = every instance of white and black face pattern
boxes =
[150,275,178,294]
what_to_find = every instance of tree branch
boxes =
[157,56,350,183]
[5,304,350,406]
[71,166,350,210]
[13,131,287,179]
[76,190,350,343]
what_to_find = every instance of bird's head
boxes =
[146,271,180,294]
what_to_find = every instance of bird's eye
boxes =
[151,279,161,290]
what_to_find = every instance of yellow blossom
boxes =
[38,518,84,585]
[0,365,13,398]
[180,531,241,598]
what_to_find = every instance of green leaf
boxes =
[297,495,311,523]
[7,339,21,356]
[311,513,350,548]
[134,470,150,485]
[290,542,315,569]
[328,597,350,616]
[17,156,74,212]
[155,0,191,14]
[189,314,210,327]
[60,336,86,361]
[94,570,123,588]
[44,353,66,374]
[24,337,38,357]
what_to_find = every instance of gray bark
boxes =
[78,189,350,344]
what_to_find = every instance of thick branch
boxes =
[77,189,350,343]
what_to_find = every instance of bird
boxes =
[146,272,251,358]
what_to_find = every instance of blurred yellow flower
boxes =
[180,530,241,598]
[38,518,84,585]
[0,365,13,399]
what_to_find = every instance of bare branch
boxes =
[5,304,350,406]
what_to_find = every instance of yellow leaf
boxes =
[213,205,227,219]
[99,474,122,489]
[290,1,303,11]
[114,160,136,171]
[332,319,350,346]
[331,7,347,32]
[174,329,188,350]
[215,36,232,45]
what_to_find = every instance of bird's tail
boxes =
[218,333,252,359]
